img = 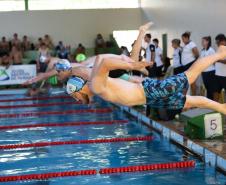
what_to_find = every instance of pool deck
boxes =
[118,105,226,174]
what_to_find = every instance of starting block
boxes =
[180,108,224,140]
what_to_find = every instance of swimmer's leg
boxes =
[185,46,226,85]
[130,22,153,61]
[184,95,226,115]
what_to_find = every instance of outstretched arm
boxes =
[23,69,57,85]
[91,56,151,94]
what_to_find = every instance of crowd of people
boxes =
[0,33,88,70]
[0,30,225,107]
[142,32,226,105]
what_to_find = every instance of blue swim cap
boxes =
[55,59,72,72]
[66,76,87,94]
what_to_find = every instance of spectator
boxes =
[144,33,156,78]
[0,52,12,68]
[181,31,199,95]
[37,42,51,72]
[11,33,21,49]
[55,41,64,52]
[36,37,43,49]
[74,43,86,56]
[57,46,70,59]
[120,46,130,56]
[171,39,183,75]
[0,37,10,54]
[153,38,163,77]
[200,36,217,100]
[215,34,226,102]
[43,34,54,49]
[10,45,23,65]
[95,34,105,54]
[21,35,31,51]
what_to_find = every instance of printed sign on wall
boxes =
[0,65,36,85]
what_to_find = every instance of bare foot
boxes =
[217,45,226,59]
[139,22,154,32]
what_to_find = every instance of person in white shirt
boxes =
[181,32,199,95]
[153,38,163,77]
[200,36,217,100]
[171,39,183,75]
[215,34,226,102]
[144,33,157,78]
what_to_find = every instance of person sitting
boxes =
[57,46,70,60]
[37,42,51,72]
[36,37,43,49]
[75,43,86,56]
[43,34,54,49]
[10,45,23,65]
[0,52,12,68]
[0,37,10,55]
[21,35,31,51]
[55,41,64,52]
[11,33,21,49]
[95,34,105,54]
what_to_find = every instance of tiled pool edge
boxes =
[118,105,226,175]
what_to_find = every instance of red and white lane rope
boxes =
[0,120,128,130]
[0,108,113,118]
[0,161,195,182]
[0,136,153,150]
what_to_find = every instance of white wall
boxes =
[0,9,142,48]
[141,0,226,56]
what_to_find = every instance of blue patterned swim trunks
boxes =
[142,73,189,110]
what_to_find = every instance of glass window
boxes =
[0,0,25,11]
[29,0,140,10]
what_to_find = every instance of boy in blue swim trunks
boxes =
[55,22,226,115]
[61,45,226,115]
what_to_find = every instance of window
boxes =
[113,30,139,52]
[0,0,25,11]
[28,0,140,10]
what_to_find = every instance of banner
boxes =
[0,65,36,85]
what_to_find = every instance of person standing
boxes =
[153,38,163,78]
[200,36,217,100]
[171,39,183,75]
[181,32,199,95]
[144,33,156,78]
[215,34,226,102]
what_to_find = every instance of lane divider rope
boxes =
[0,108,112,118]
[0,170,97,182]
[0,101,81,109]
[0,161,195,182]
[99,160,195,174]
[0,136,153,150]
[0,120,128,130]
[0,95,71,102]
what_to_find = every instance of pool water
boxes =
[0,94,225,185]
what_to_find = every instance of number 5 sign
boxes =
[204,113,223,139]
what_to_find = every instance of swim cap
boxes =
[76,54,87,63]
[66,76,86,94]
[55,59,72,72]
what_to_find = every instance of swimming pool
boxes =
[0,93,225,185]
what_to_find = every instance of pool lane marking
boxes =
[0,101,82,109]
[0,108,113,118]
[0,120,128,130]
[0,136,153,150]
[0,161,195,182]
[0,95,71,102]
